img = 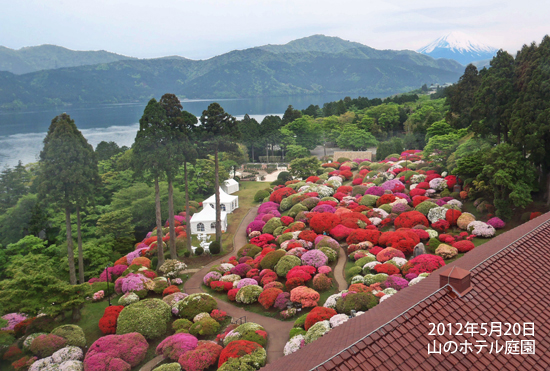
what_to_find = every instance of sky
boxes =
[0,0,548,59]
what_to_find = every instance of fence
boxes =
[231,316,247,325]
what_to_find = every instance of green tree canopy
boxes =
[336,124,378,150]
[289,157,321,179]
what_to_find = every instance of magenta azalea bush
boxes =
[365,186,385,196]
[1,313,27,331]
[121,273,149,294]
[156,333,198,360]
[84,333,149,371]
[487,217,505,229]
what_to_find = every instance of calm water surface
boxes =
[0,93,388,167]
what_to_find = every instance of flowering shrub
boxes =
[130,257,151,268]
[467,221,496,237]
[290,286,320,307]
[402,255,445,275]
[432,220,450,233]
[117,299,171,339]
[98,305,124,335]
[159,259,187,278]
[176,294,217,320]
[312,273,333,291]
[453,240,475,253]
[457,213,476,230]
[246,220,266,235]
[218,340,264,368]
[427,206,448,223]
[270,187,297,204]
[1,313,27,331]
[163,285,181,297]
[236,285,263,304]
[301,249,328,268]
[304,320,331,344]
[381,276,409,291]
[373,263,400,275]
[487,217,506,229]
[394,211,429,229]
[376,247,405,262]
[274,255,301,277]
[178,340,222,371]
[284,334,305,356]
[335,292,378,314]
[93,290,105,301]
[120,273,150,294]
[29,334,67,358]
[84,333,149,370]
[346,229,381,246]
[304,307,337,331]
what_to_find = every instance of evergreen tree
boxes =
[132,99,169,267]
[199,103,240,244]
[238,114,261,162]
[0,161,30,213]
[446,64,482,129]
[281,105,302,125]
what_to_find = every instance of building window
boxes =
[210,222,216,230]
[221,204,226,211]
[197,223,204,232]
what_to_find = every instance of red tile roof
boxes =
[262,212,550,371]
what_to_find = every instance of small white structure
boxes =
[222,178,239,194]
[203,188,239,213]
[190,206,228,235]
[193,233,212,254]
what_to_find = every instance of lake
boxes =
[0,93,388,168]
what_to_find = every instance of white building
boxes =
[190,206,228,235]
[203,188,239,213]
[222,178,239,194]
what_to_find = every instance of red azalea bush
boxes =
[285,277,305,291]
[402,255,445,275]
[410,229,430,240]
[339,170,353,180]
[269,188,297,204]
[381,229,420,255]
[298,230,318,242]
[290,286,320,307]
[346,229,381,245]
[98,305,124,335]
[163,285,181,296]
[417,182,430,189]
[409,188,426,197]
[348,283,370,293]
[446,209,462,226]
[309,213,341,234]
[412,196,430,208]
[330,225,354,241]
[250,234,276,248]
[369,245,383,255]
[218,340,262,368]
[352,178,363,185]
[178,340,223,371]
[227,289,239,301]
[306,176,320,183]
[210,281,234,292]
[394,211,429,229]
[287,266,313,282]
[304,307,337,331]
[376,247,405,262]
[373,263,400,275]
[453,240,475,253]
[211,309,227,322]
[280,216,294,226]
[3,345,22,360]
[130,257,151,269]
[29,334,67,358]
[337,185,353,194]
[445,175,457,189]
[432,220,450,233]
[377,194,396,206]
[258,288,283,309]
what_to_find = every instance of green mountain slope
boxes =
[0,35,465,108]
[0,44,135,74]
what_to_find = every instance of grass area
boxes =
[182,181,269,270]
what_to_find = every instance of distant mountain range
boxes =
[0,35,465,108]
[418,32,497,65]
[0,44,135,74]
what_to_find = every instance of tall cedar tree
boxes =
[199,103,240,244]
[159,93,198,256]
[472,50,516,143]
[510,36,550,204]
[445,64,482,129]
[36,114,98,319]
[132,99,169,268]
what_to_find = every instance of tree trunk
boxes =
[215,148,222,244]
[72,306,81,322]
[184,162,193,254]
[251,146,255,163]
[65,207,77,285]
[266,145,269,163]
[168,180,177,259]
[324,142,327,158]
[76,206,84,284]
[155,177,165,268]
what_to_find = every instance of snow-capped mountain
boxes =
[417,31,497,65]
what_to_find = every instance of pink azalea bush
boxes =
[156,333,198,360]
[84,333,149,371]
[301,250,328,268]
[290,286,320,307]
[1,313,27,331]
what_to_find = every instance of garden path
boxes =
[334,247,348,291]
[183,206,295,363]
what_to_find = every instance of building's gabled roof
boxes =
[203,187,238,204]
[262,212,550,371]
[189,205,227,223]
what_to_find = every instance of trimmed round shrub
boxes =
[304,307,337,331]
[312,274,333,291]
[402,255,445,275]
[304,320,330,344]
[254,189,271,202]
[51,324,86,347]
[258,288,283,310]
[301,249,328,268]
[453,240,475,253]
[209,241,221,254]
[218,340,265,368]
[30,334,67,357]
[153,364,182,371]
[236,285,263,304]
[172,319,193,334]
[223,322,267,347]
[290,286,320,307]
[178,340,222,371]
[260,250,286,270]
[156,333,198,360]
[335,292,378,314]
[189,318,221,337]
[457,213,476,230]
[175,294,217,321]
[84,332,149,370]
[262,218,283,234]
[274,255,302,277]
[117,299,172,339]
[394,211,430,229]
